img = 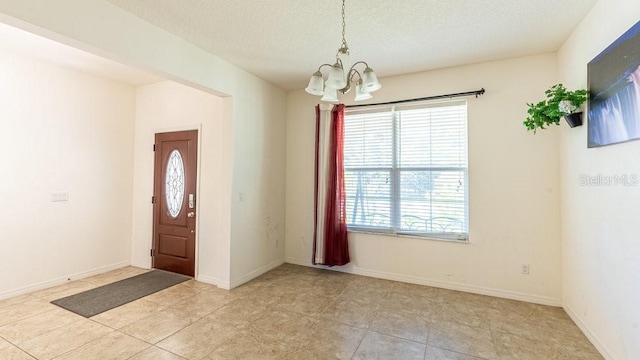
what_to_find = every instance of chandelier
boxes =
[305,0,382,102]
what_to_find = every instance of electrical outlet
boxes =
[521,264,530,275]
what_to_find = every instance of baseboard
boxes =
[563,304,613,360]
[227,258,285,290]
[0,261,130,301]
[195,274,219,287]
[284,257,561,307]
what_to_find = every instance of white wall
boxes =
[0,47,135,298]
[286,54,563,305]
[229,79,287,288]
[0,0,287,288]
[131,81,226,285]
[557,0,640,359]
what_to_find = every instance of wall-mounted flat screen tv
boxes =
[588,21,640,148]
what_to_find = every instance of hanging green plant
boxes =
[524,84,588,133]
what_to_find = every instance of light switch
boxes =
[51,192,69,202]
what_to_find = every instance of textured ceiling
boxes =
[106,0,597,91]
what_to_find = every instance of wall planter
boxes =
[564,112,583,128]
[524,84,588,134]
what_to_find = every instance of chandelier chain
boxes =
[341,0,347,48]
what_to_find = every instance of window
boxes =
[343,101,468,241]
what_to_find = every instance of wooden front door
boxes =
[152,130,198,277]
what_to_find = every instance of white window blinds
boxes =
[344,100,468,240]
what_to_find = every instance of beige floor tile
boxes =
[120,307,195,344]
[129,346,186,360]
[167,289,234,319]
[6,263,604,360]
[370,307,430,343]
[156,316,239,359]
[550,330,604,359]
[285,320,366,360]
[0,336,12,350]
[142,282,201,307]
[486,308,553,341]
[91,299,162,329]
[382,291,437,319]
[0,299,58,327]
[435,288,532,316]
[339,284,389,305]
[248,309,317,344]
[35,281,98,302]
[428,320,497,359]
[322,297,380,329]
[0,345,36,360]
[179,279,217,292]
[426,345,485,360]
[0,294,39,310]
[54,331,149,360]
[390,281,438,299]
[206,328,290,360]
[346,275,396,292]
[277,292,337,317]
[353,331,426,360]
[205,298,270,330]
[431,300,492,329]
[18,318,113,360]
[29,282,79,300]
[493,330,603,360]
[234,285,291,308]
[83,267,150,287]
[0,307,83,343]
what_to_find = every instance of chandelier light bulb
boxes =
[326,63,347,90]
[354,82,373,101]
[361,67,382,92]
[305,71,324,96]
[321,87,339,103]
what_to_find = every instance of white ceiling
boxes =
[106,0,597,91]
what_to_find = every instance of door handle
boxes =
[187,212,195,218]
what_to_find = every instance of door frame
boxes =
[150,124,202,279]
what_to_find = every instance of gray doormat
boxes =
[51,270,191,317]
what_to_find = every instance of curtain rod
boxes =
[345,88,485,108]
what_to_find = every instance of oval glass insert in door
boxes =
[165,149,185,218]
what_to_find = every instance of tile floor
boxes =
[0,264,603,359]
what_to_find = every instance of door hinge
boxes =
[150,249,153,257]
[153,144,156,151]
[151,196,155,204]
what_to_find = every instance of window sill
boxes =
[347,228,470,244]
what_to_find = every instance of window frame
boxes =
[343,101,469,242]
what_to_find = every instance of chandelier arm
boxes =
[319,63,335,71]
[349,61,370,70]
[347,68,362,82]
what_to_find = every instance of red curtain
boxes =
[312,104,350,266]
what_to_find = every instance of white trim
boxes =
[227,258,285,290]
[284,257,561,306]
[564,305,613,360]
[0,261,129,300]
[216,280,232,291]
[195,274,219,287]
